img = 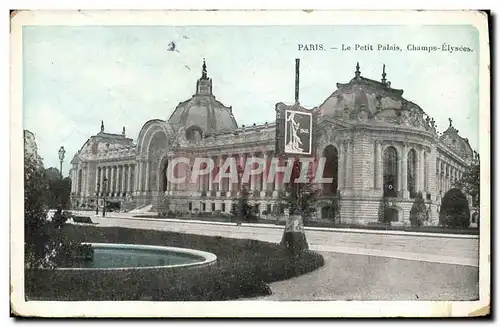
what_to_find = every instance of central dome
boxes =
[167,59,238,136]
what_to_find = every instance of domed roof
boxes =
[167,60,238,135]
[318,63,421,118]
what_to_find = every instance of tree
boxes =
[439,188,471,228]
[233,184,254,222]
[45,167,72,210]
[272,190,286,222]
[24,134,76,269]
[280,159,318,254]
[409,191,429,227]
[24,150,53,268]
[285,161,319,220]
[453,162,480,208]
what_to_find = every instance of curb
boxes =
[89,213,479,240]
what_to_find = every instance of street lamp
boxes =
[102,177,108,217]
[96,182,100,215]
[58,146,66,177]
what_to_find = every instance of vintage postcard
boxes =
[10,10,490,318]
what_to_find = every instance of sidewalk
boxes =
[79,211,479,240]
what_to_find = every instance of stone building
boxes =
[69,60,478,226]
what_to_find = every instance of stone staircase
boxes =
[128,204,153,214]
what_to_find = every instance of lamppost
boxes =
[58,146,66,177]
[96,182,100,215]
[102,177,108,217]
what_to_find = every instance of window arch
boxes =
[407,149,417,198]
[383,146,398,197]
[322,145,339,195]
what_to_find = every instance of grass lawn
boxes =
[25,225,324,301]
[134,214,479,235]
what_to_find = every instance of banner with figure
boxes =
[284,110,312,155]
[275,102,315,157]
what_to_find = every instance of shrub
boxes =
[409,192,429,227]
[439,188,471,228]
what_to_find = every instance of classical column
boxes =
[239,153,246,191]
[374,141,382,190]
[346,141,352,189]
[261,152,268,197]
[217,155,223,196]
[250,153,257,192]
[126,165,131,193]
[338,142,345,190]
[401,144,408,198]
[227,155,233,198]
[436,161,440,193]
[208,156,214,193]
[144,161,150,193]
[418,149,425,193]
[445,164,449,191]
[121,165,126,194]
[112,166,117,195]
[94,167,99,195]
[83,166,89,197]
[136,160,143,194]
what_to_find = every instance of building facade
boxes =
[70,60,478,226]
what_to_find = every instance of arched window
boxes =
[383,146,398,197]
[407,149,416,198]
[161,160,168,192]
[186,126,203,142]
[322,145,339,195]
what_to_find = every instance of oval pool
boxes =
[58,243,217,270]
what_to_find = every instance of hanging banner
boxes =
[275,102,316,157]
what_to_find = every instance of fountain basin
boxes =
[57,243,217,270]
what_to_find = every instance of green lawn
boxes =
[25,225,324,301]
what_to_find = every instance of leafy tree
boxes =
[272,190,286,222]
[24,150,52,268]
[285,161,319,220]
[453,161,480,208]
[409,191,429,227]
[326,191,342,224]
[234,184,254,222]
[45,167,72,210]
[24,136,76,268]
[439,188,471,228]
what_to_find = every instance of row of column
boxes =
[96,164,135,196]
[134,159,150,195]
[71,165,87,196]
[436,158,463,194]
[197,152,281,196]
[374,143,430,197]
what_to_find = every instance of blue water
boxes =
[65,247,205,269]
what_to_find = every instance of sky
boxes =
[22,24,480,176]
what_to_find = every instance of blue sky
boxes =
[23,25,479,175]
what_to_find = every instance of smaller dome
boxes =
[167,59,238,134]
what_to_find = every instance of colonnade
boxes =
[95,164,135,197]
[436,158,463,195]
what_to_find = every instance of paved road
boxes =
[74,211,479,267]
